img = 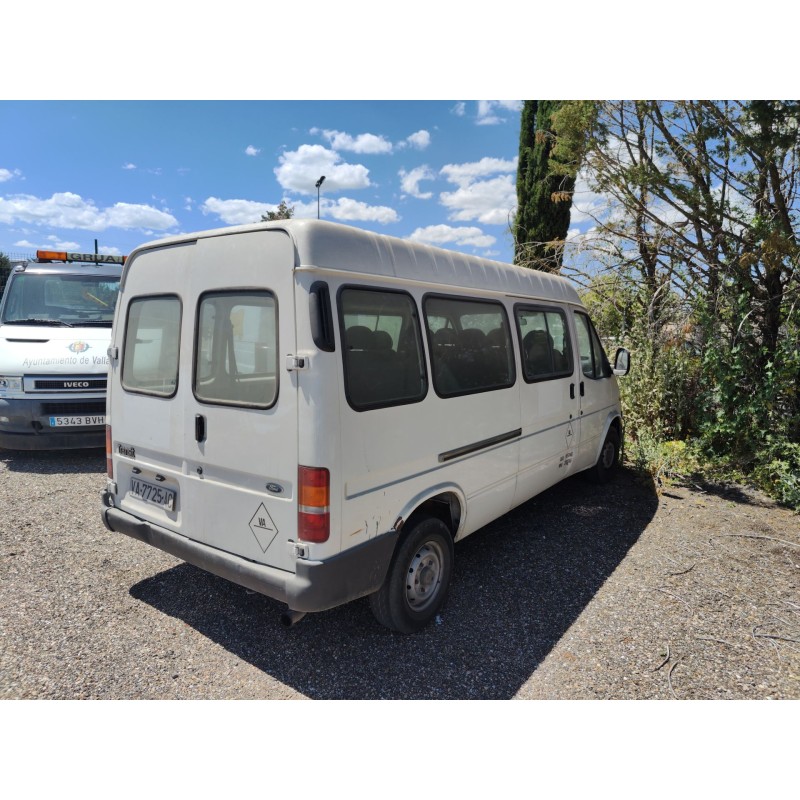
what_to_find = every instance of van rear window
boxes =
[122,295,181,397]
[194,291,278,409]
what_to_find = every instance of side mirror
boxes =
[613,347,630,377]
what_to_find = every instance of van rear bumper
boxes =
[100,497,399,614]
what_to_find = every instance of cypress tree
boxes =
[514,101,538,265]
[514,100,575,272]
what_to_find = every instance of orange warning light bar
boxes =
[36,250,126,264]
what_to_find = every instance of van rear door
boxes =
[114,229,299,574]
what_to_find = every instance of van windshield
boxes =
[1,272,120,327]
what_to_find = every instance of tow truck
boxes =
[0,250,123,450]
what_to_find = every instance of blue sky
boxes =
[2,0,785,270]
[0,100,525,264]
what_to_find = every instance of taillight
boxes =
[106,425,113,479]
[298,466,330,543]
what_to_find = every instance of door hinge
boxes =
[285,354,310,372]
[107,346,119,361]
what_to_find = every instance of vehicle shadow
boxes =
[129,468,658,699]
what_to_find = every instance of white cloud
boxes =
[436,157,518,225]
[451,102,466,117]
[201,196,272,225]
[404,130,431,150]
[314,129,393,155]
[105,202,175,229]
[283,199,317,218]
[1,168,23,182]
[440,157,518,187]
[322,197,398,224]
[440,175,517,225]
[201,195,398,225]
[399,166,435,199]
[566,227,583,241]
[245,145,261,157]
[274,144,371,194]
[476,100,523,126]
[408,224,496,249]
[0,192,178,232]
[13,235,122,256]
[122,163,136,170]
[15,237,82,251]
[201,195,399,226]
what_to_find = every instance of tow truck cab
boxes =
[0,250,123,450]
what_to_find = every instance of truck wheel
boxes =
[369,517,453,633]
[589,427,620,483]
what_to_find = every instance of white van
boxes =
[0,251,123,450]
[101,220,629,632]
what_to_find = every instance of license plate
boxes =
[129,477,176,510]
[49,415,106,427]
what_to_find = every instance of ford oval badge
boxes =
[266,483,283,494]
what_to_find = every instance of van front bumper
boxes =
[0,397,105,450]
[100,495,399,614]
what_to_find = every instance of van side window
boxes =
[575,311,611,379]
[121,295,181,397]
[424,295,515,397]
[516,306,573,382]
[339,287,427,411]
[194,291,278,409]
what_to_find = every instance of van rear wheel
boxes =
[369,517,453,633]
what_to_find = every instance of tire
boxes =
[588,426,620,484]
[369,517,454,633]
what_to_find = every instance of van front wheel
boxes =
[589,427,620,483]
[369,517,453,633]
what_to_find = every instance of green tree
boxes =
[550,101,799,349]
[514,100,576,272]
[550,100,800,506]
[1,251,11,295]
[261,200,294,221]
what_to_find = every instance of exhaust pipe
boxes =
[280,608,307,627]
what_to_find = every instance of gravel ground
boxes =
[1,447,798,700]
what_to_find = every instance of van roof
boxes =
[126,219,581,304]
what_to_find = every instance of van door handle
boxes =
[570,383,575,400]
[195,414,206,443]
[580,381,585,397]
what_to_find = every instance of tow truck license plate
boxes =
[129,478,176,510]
[49,415,106,427]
